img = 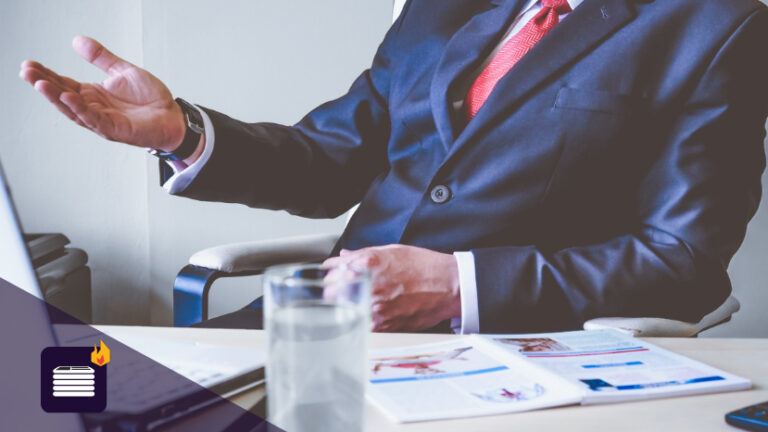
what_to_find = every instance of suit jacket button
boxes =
[430,185,451,204]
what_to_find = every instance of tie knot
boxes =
[542,0,572,14]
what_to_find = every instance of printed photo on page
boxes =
[366,340,582,423]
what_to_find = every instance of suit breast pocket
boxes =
[550,85,648,146]
[553,86,644,116]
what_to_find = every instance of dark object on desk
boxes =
[24,233,92,323]
[726,401,768,431]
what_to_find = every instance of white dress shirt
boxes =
[163,0,582,334]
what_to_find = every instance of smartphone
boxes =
[725,402,768,431]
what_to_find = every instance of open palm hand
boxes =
[20,36,185,151]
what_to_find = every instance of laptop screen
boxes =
[0,163,44,298]
[0,160,86,431]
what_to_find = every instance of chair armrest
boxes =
[173,233,339,327]
[583,295,740,337]
[189,233,339,273]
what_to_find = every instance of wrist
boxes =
[443,253,462,320]
[182,133,205,165]
[150,98,204,161]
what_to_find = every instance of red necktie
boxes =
[465,0,572,120]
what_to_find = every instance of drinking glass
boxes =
[264,263,371,432]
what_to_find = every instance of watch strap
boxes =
[150,98,204,161]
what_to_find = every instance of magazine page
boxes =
[366,339,582,423]
[473,329,751,404]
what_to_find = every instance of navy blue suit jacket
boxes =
[170,0,768,332]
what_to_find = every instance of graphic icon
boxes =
[41,346,108,413]
[91,340,111,366]
[53,366,95,397]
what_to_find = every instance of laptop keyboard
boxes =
[107,359,209,412]
[97,334,264,413]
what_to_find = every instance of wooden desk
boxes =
[96,326,767,431]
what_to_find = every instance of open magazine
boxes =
[367,329,750,423]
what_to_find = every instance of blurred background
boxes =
[1,0,766,336]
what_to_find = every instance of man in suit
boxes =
[20,0,768,333]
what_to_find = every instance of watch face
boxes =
[186,113,204,134]
[177,98,204,130]
[170,98,204,160]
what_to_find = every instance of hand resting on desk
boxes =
[324,244,461,333]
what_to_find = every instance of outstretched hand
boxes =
[20,36,185,151]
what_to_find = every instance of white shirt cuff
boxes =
[162,105,215,194]
[452,251,479,334]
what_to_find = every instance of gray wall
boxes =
[1,0,766,335]
[1,1,150,324]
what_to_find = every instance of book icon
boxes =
[52,366,95,397]
[42,347,107,412]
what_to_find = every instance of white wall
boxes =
[0,1,150,324]
[2,0,766,335]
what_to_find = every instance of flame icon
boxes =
[91,340,111,366]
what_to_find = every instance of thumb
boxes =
[72,36,132,76]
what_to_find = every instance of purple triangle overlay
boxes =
[0,277,283,432]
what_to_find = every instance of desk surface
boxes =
[96,325,767,431]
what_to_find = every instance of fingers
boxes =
[20,60,86,125]
[324,248,379,268]
[18,40,126,136]
[20,60,81,92]
[31,80,82,125]
[72,36,132,76]
[59,92,89,118]
[322,255,346,268]
[325,248,398,331]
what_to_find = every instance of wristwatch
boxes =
[148,98,204,161]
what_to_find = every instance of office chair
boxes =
[172,0,741,336]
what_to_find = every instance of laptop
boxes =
[0,161,265,431]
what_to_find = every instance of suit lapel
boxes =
[446,0,637,161]
[429,0,528,152]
